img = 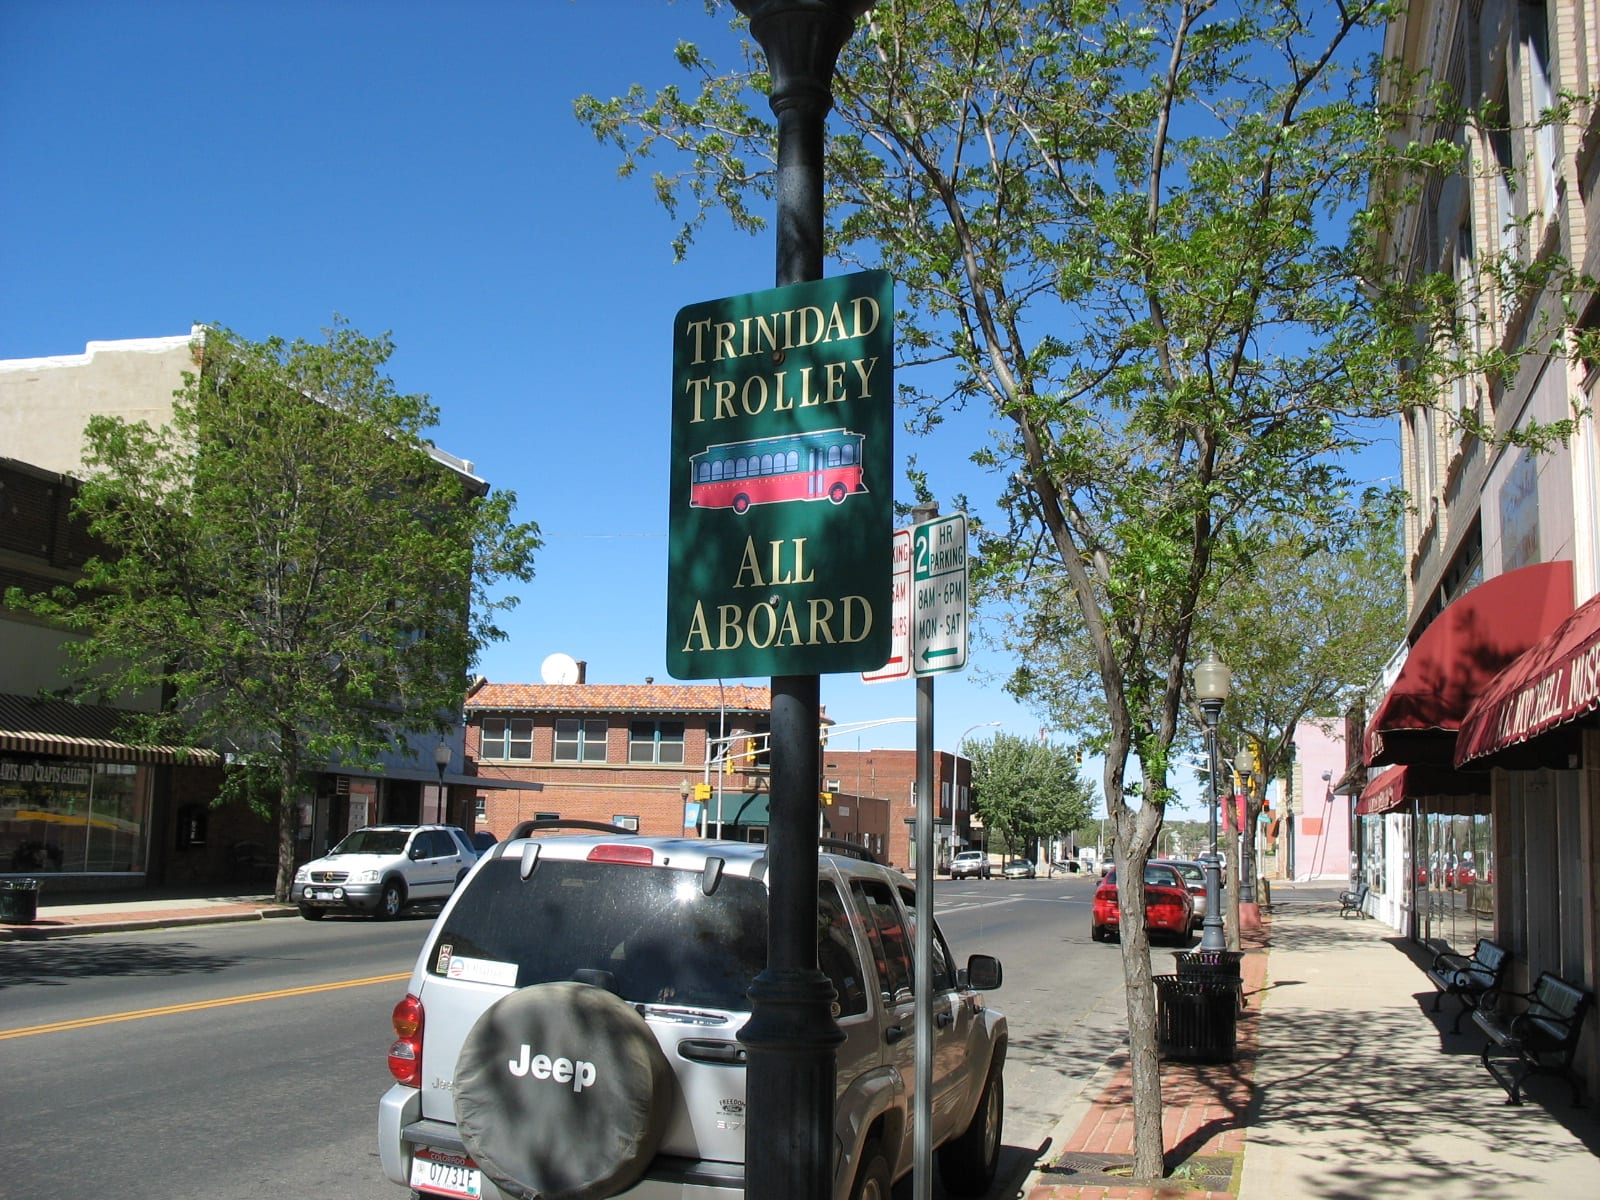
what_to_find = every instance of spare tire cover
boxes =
[454,982,673,1200]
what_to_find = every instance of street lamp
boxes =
[729,5,873,1198]
[1234,742,1258,904]
[1193,652,1231,951]
[433,741,451,826]
[956,721,999,857]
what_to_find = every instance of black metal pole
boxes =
[731,4,869,1198]
[1200,700,1226,952]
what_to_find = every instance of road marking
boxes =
[0,971,411,1040]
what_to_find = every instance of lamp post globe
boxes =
[1193,652,1231,952]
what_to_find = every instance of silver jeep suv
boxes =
[377,826,1007,1200]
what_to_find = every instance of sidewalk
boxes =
[1022,879,1600,1199]
[0,884,294,939]
[5,878,1598,1196]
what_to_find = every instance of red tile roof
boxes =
[466,682,772,715]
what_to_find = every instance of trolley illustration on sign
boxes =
[688,428,868,514]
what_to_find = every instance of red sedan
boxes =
[1091,863,1196,944]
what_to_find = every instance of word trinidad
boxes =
[681,295,883,424]
[680,537,873,654]
[506,1044,598,1093]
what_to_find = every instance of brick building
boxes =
[462,678,977,869]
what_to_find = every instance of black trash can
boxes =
[1154,973,1237,1063]
[0,877,41,924]
[1173,948,1245,1009]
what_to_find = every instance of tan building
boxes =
[1,332,494,890]
[1367,0,1600,1095]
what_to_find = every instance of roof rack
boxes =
[507,818,640,840]
[818,838,880,866]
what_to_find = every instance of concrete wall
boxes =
[0,332,200,476]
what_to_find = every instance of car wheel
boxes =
[938,1055,1004,1196]
[848,1141,893,1200]
[454,982,672,1200]
[377,879,406,920]
[1090,925,1103,942]
[298,905,324,921]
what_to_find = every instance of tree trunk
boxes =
[1110,802,1167,1179]
[273,737,301,904]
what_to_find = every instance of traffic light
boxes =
[694,783,712,802]
[820,791,834,806]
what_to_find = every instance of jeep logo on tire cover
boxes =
[507,1044,597,1092]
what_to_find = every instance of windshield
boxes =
[429,856,769,1010]
[330,829,409,856]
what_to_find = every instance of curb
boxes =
[0,905,298,941]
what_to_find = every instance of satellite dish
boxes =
[540,653,580,685]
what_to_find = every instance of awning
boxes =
[1454,589,1600,767]
[1354,763,1486,816]
[0,694,219,766]
[1365,561,1573,767]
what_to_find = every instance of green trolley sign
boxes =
[666,270,894,679]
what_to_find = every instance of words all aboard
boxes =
[680,536,874,654]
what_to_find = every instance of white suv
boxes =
[293,825,477,920]
[377,826,1007,1200]
[949,850,991,879]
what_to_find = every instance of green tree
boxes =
[6,321,541,901]
[575,0,1551,1176]
[1202,517,1406,930]
[965,733,1093,857]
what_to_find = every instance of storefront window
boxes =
[1361,814,1386,894]
[1,757,151,874]
[1414,799,1493,951]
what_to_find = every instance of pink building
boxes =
[1275,724,1352,882]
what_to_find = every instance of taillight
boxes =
[388,993,424,1087]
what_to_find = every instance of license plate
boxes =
[311,890,335,901]
[409,1148,482,1199]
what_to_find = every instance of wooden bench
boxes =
[1473,971,1593,1106]
[1336,882,1369,919]
[1425,939,1509,1034]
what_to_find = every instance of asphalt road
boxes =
[0,873,1133,1200]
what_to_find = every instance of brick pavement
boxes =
[1025,926,1270,1200]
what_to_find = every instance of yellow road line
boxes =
[0,971,411,1040]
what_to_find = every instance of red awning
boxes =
[1454,589,1600,766]
[1354,763,1485,815]
[1365,561,1573,767]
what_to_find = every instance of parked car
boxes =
[1152,858,1207,929]
[1090,862,1196,944]
[378,830,1008,1200]
[293,824,478,920]
[949,850,991,879]
[1001,858,1036,879]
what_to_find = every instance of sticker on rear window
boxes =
[445,955,519,987]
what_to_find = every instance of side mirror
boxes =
[410,845,426,860]
[963,953,1002,991]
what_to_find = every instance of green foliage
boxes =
[965,732,1094,852]
[6,320,541,895]
[574,1,1587,1176]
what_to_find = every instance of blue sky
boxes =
[1,1,1397,810]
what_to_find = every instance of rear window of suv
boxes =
[427,856,769,1009]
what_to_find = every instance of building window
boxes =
[480,717,533,760]
[630,721,686,764]
[535,811,560,822]
[474,796,487,822]
[554,718,608,762]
